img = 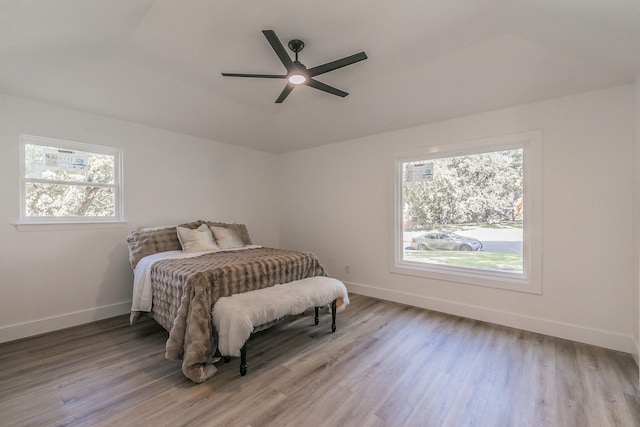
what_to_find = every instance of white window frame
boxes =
[19,134,124,225]
[390,130,542,294]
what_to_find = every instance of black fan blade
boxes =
[221,73,286,79]
[262,30,295,72]
[308,52,367,77]
[275,83,295,103]
[305,79,348,97]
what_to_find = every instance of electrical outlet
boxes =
[345,264,350,274]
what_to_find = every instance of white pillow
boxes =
[176,224,220,253]
[210,225,245,249]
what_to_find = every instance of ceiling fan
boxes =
[221,30,368,103]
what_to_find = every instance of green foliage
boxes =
[24,144,116,217]
[404,149,522,229]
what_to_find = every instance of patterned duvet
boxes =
[139,247,326,383]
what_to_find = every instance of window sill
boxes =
[391,261,541,294]
[15,221,127,232]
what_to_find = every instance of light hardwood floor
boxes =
[1,294,639,427]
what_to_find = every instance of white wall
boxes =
[0,94,280,342]
[2,85,637,354]
[280,85,636,353]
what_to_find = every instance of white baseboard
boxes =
[0,301,132,344]
[3,286,634,358]
[345,281,634,354]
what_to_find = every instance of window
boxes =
[391,130,542,293]
[20,135,123,224]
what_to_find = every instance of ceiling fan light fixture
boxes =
[288,73,307,84]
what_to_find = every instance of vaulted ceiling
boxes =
[1,0,639,153]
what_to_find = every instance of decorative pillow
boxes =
[210,225,246,249]
[138,224,177,232]
[228,223,253,246]
[177,224,220,253]
[126,220,203,269]
[205,222,253,246]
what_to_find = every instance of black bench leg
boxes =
[314,307,319,325]
[240,343,247,376]
[331,300,337,332]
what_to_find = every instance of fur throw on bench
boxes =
[213,277,349,357]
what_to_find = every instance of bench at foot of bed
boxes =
[212,276,349,376]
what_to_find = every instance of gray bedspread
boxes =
[143,247,326,382]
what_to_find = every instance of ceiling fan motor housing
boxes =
[288,39,305,53]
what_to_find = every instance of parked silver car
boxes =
[411,231,483,251]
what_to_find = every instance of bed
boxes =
[126,220,327,383]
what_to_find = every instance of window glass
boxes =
[403,148,523,274]
[20,135,123,223]
[391,130,542,293]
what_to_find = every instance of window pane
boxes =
[25,182,115,217]
[402,149,523,274]
[25,144,115,184]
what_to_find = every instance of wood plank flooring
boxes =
[1,294,639,427]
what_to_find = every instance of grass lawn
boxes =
[403,250,523,273]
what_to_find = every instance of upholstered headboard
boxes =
[126,220,252,269]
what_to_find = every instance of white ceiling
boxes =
[1,0,639,153]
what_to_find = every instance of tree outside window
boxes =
[20,135,123,223]
[391,130,542,293]
[402,149,523,273]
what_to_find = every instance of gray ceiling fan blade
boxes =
[305,79,348,97]
[308,52,368,77]
[262,30,295,72]
[275,83,295,103]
